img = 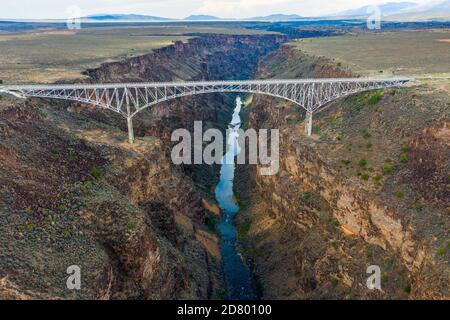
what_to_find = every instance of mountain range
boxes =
[333,1,450,20]
[82,13,304,22]
[68,1,450,22]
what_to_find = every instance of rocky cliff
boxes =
[0,34,286,299]
[236,45,449,299]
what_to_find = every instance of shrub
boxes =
[238,220,251,239]
[403,282,412,294]
[383,164,393,175]
[401,145,410,153]
[359,159,367,167]
[362,173,370,181]
[206,214,218,232]
[366,90,383,106]
[437,246,446,256]
[127,219,137,230]
[373,175,382,182]
[302,192,312,202]
[90,166,102,180]
[399,153,409,163]
[395,191,405,198]
[361,128,371,139]
[415,203,424,211]
[366,142,373,149]
[331,277,339,287]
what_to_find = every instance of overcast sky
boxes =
[0,0,439,19]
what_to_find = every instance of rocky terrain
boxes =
[235,46,449,299]
[0,30,447,301]
[0,34,286,299]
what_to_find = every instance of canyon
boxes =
[236,46,449,299]
[0,32,448,300]
[0,34,285,299]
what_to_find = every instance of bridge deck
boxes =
[0,77,413,91]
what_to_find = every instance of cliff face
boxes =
[236,45,449,299]
[0,34,286,299]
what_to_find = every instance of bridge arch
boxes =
[0,78,412,143]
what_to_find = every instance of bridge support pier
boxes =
[127,117,135,144]
[305,110,313,136]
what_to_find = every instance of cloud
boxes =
[0,0,437,19]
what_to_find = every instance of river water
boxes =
[215,97,257,300]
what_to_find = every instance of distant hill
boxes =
[248,14,303,21]
[184,15,222,21]
[83,14,173,21]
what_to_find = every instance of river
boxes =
[215,96,257,300]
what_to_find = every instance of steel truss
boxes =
[0,78,412,143]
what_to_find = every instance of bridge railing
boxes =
[0,77,414,143]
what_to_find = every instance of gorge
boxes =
[0,32,448,300]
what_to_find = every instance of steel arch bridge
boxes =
[0,77,412,143]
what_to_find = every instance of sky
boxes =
[0,0,440,20]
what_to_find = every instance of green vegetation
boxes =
[403,282,412,294]
[437,246,447,256]
[383,164,394,175]
[395,191,405,198]
[127,219,137,230]
[331,277,339,288]
[90,166,102,180]
[302,191,313,204]
[359,159,367,167]
[365,90,383,106]
[373,175,382,182]
[366,142,373,149]
[237,220,252,240]
[361,173,370,181]
[401,145,410,153]
[37,108,48,119]
[415,203,424,211]
[206,213,218,232]
[361,128,371,139]
[324,115,342,127]
[399,153,409,163]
